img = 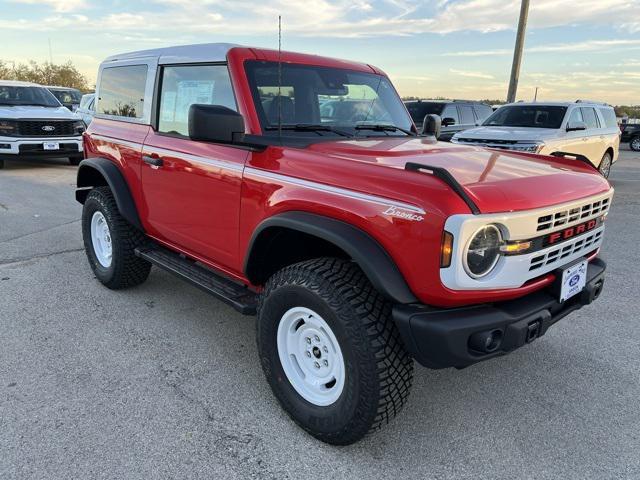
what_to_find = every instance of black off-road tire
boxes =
[0,159,5,169]
[69,155,83,166]
[81,186,151,289]
[630,136,640,152]
[257,257,414,445]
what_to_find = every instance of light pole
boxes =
[506,0,530,103]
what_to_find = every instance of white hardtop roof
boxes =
[0,80,41,87]
[103,43,242,65]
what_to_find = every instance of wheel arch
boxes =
[244,211,418,304]
[76,157,143,231]
[604,146,615,163]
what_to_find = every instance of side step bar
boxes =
[135,245,258,315]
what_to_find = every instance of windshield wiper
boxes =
[265,124,353,138]
[355,124,414,136]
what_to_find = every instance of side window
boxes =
[473,105,493,123]
[581,107,600,129]
[98,65,147,118]
[159,64,237,136]
[441,104,459,124]
[598,108,618,129]
[568,108,583,124]
[458,105,475,125]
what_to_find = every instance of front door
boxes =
[140,63,247,270]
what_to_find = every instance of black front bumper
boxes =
[0,143,81,160]
[393,258,606,369]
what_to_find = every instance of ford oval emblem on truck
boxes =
[42,125,55,131]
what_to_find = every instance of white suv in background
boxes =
[0,80,85,169]
[451,101,620,177]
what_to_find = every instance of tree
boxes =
[0,59,90,91]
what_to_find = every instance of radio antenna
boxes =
[277,15,282,141]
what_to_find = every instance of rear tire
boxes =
[0,159,4,169]
[257,257,414,445]
[598,151,612,178]
[630,136,640,152]
[81,186,151,289]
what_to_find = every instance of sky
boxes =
[0,0,639,105]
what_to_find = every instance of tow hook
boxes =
[526,320,541,343]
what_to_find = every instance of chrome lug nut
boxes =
[323,360,328,367]
[314,361,320,369]
[323,346,328,353]
[314,335,320,342]
[306,337,311,344]
[306,351,311,357]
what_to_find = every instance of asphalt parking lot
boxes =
[1,147,639,480]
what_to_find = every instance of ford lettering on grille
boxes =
[543,219,599,246]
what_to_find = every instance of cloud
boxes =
[5,0,640,38]
[449,68,494,79]
[442,39,640,57]
[11,0,87,12]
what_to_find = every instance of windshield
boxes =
[483,105,567,129]
[405,102,444,124]
[50,88,82,104]
[245,61,414,137]
[0,86,61,107]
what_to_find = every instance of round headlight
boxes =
[464,224,502,278]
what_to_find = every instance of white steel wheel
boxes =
[90,211,112,268]
[277,306,345,406]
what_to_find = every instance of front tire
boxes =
[630,136,640,152]
[0,159,5,169]
[81,186,151,289]
[257,258,414,445]
[598,151,612,178]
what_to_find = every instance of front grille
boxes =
[529,229,603,271]
[15,120,77,137]
[537,197,610,232]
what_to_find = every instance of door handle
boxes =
[143,154,164,167]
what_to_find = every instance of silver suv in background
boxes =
[404,99,493,141]
[451,101,620,177]
[45,86,83,111]
[76,93,95,127]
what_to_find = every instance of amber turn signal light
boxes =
[499,240,532,254]
[440,231,454,268]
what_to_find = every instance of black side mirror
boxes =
[566,121,587,132]
[441,117,456,127]
[421,114,441,139]
[189,104,245,144]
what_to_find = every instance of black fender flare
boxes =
[244,211,418,304]
[75,157,143,231]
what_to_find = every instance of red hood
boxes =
[307,137,611,214]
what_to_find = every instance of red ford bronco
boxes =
[76,44,613,445]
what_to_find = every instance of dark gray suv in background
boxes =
[404,99,493,141]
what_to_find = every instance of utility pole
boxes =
[506,0,529,103]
